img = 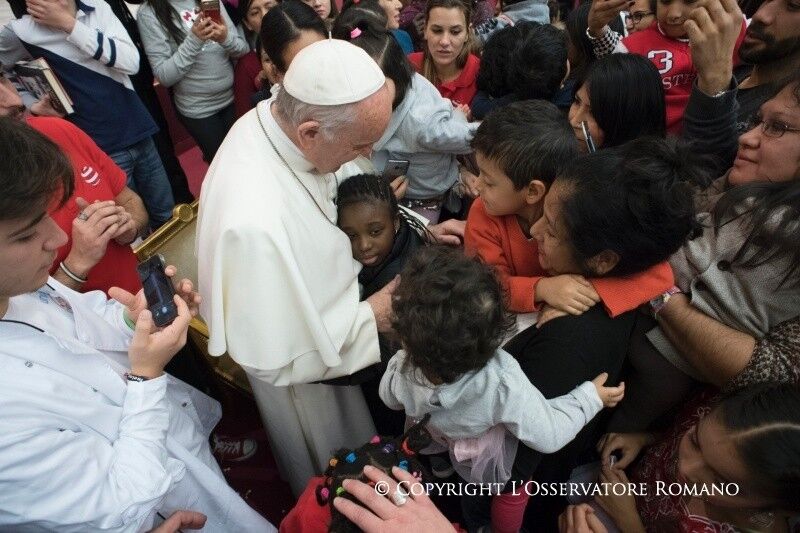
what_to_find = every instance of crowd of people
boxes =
[0,0,799,529]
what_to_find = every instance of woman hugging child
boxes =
[379,246,625,533]
[337,174,429,299]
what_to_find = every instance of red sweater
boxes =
[233,51,262,118]
[31,117,142,295]
[408,52,480,107]
[622,21,746,134]
[464,198,674,314]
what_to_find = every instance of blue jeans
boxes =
[109,137,175,228]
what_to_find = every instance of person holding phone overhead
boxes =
[137,0,249,163]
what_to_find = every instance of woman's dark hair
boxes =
[565,3,595,80]
[556,137,705,277]
[318,416,432,532]
[509,22,568,101]
[332,18,413,109]
[260,0,327,73]
[337,174,429,236]
[392,246,516,384]
[338,0,387,25]
[575,53,666,147]
[421,0,474,85]
[471,100,578,189]
[146,0,196,45]
[475,24,518,97]
[239,0,277,47]
[0,117,73,221]
[718,383,800,512]
[710,73,800,287]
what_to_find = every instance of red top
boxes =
[30,117,142,295]
[632,390,738,532]
[464,198,674,314]
[233,51,263,118]
[407,52,480,107]
[622,21,747,134]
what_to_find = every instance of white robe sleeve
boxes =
[0,375,178,532]
[202,223,381,386]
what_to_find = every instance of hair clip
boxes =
[350,27,362,39]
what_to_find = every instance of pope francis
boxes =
[197,39,398,495]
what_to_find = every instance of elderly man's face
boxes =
[0,74,26,120]
[304,84,393,174]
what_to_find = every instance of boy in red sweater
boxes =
[464,101,674,315]
[586,0,747,133]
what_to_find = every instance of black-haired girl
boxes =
[337,174,427,299]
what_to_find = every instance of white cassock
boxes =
[196,99,381,496]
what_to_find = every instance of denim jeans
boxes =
[109,137,175,228]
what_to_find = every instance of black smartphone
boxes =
[383,159,410,180]
[136,254,178,328]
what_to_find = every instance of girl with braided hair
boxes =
[589,383,800,532]
[337,173,428,299]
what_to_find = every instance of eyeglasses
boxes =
[624,11,654,24]
[746,115,800,138]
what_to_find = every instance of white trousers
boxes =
[245,374,377,497]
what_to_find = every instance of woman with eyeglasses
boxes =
[608,70,800,434]
[622,0,655,34]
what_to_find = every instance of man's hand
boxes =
[66,198,127,278]
[148,511,207,533]
[30,95,65,117]
[333,465,455,533]
[26,0,76,32]
[685,0,743,95]
[127,296,191,379]
[588,0,631,37]
[559,504,608,533]
[366,276,398,333]
[535,275,600,315]
[427,219,464,246]
[112,209,139,246]
[109,265,202,326]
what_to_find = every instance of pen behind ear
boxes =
[580,121,597,153]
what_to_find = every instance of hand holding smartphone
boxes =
[383,159,410,181]
[136,254,178,328]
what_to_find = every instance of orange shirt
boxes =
[464,198,674,314]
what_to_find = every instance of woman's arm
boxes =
[656,293,755,387]
[136,6,204,87]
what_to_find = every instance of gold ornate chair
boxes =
[134,202,252,396]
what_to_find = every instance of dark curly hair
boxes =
[475,24,518,97]
[337,174,429,237]
[509,22,568,101]
[556,137,706,277]
[392,246,515,384]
